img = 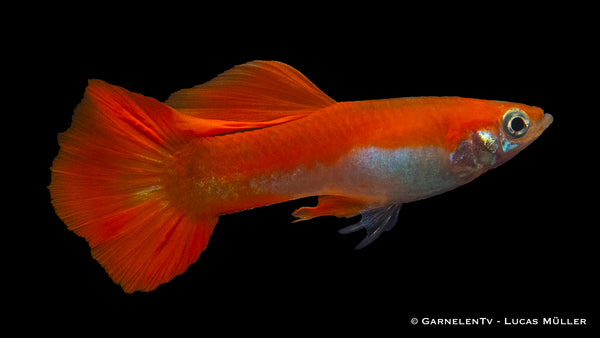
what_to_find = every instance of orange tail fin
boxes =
[49,80,217,293]
[50,62,334,292]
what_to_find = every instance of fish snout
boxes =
[542,113,553,130]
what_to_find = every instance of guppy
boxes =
[49,61,553,292]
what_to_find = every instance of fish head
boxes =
[493,103,553,167]
[449,101,553,177]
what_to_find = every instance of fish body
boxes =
[50,61,553,292]
[170,97,549,216]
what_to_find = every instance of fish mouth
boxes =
[542,113,554,130]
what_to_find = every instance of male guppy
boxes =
[49,61,553,292]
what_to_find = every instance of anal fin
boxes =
[292,195,369,222]
[339,203,402,249]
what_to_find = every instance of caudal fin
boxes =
[50,61,335,292]
[49,80,217,292]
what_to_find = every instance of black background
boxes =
[19,5,595,334]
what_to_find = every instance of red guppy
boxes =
[50,61,553,292]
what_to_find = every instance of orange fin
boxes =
[293,196,402,250]
[292,196,370,222]
[172,109,307,136]
[165,60,337,122]
[50,80,217,292]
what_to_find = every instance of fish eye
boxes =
[502,108,530,138]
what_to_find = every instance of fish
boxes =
[49,60,553,293]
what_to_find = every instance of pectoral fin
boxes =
[339,203,402,249]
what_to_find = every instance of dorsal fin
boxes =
[165,61,337,122]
